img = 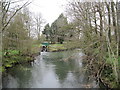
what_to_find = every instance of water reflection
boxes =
[3,64,32,88]
[2,50,99,88]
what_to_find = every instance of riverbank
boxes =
[2,42,79,73]
[2,44,41,73]
[47,42,81,52]
[82,52,120,88]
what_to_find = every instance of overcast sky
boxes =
[28,0,119,25]
[29,0,68,24]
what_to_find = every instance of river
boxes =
[2,50,99,88]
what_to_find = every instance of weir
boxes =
[41,42,49,52]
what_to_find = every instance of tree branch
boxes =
[1,1,32,32]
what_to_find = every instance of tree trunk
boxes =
[98,10,103,37]
[117,1,120,84]
[106,2,111,43]
[94,8,98,34]
[111,2,117,43]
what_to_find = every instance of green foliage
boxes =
[2,10,32,54]
[2,54,33,72]
[0,51,2,55]
[5,64,12,68]
[4,50,19,56]
[101,64,118,88]
[1,8,35,73]
[42,13,68,44]
[106,57,115,65]
[0,67,5,72]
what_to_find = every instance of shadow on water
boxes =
[2,50,99,88]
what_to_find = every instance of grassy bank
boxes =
[48,41,81,52]
[2,44,41,73]
[48,44,67,52]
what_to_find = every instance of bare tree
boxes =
[0,0,32,32]
[34,13,44,40]
[66,0,119,87]
[111,1,117,43]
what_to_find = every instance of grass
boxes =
[46,41,81,52]
[49,44,67,51]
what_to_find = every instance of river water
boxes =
[2,50,99,88]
